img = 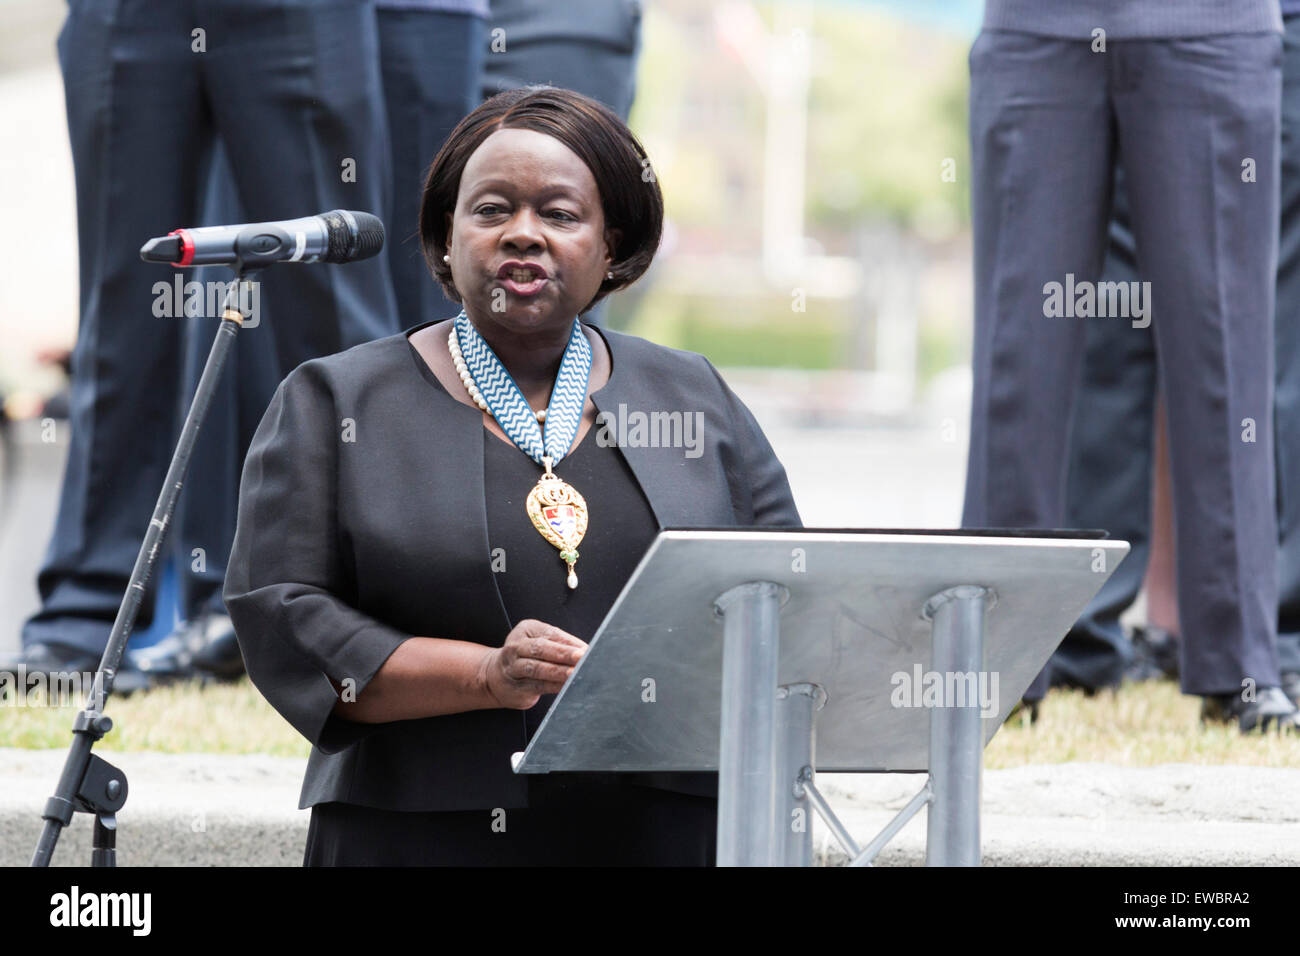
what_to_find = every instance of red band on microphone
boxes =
[170,229,195,267]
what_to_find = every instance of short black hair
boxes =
[418,85,664,314]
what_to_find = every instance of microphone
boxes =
[139,209,385,268]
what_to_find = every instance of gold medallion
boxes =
[525,455,588,589]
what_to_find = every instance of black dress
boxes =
[303,366,718,865]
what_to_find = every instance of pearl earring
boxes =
[606,271,614,280]
[443,254,451,263]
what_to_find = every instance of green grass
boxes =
[1,677,1297,767]
[0,679,309,758]
[986,682,1300,768]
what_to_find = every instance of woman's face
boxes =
[446,127,617,336]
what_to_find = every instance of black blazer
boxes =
[223,319,803,812]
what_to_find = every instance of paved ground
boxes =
[4,748,1297,866]
[818,765,1300,866]
[1,748,306,867]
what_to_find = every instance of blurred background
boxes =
[0,0,984,656]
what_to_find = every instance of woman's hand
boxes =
[477,619,588,710]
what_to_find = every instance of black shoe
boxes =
[1201,686,1300,734]
[127,611,243,683]
[1050,674,1120,697]
[1126,626,1179,683]
[13,641,100,676]
[1006,697,1040,725]
[2,641,149,699]
[1282,671,1300,708]
[189,612,244,679]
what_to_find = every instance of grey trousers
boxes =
[964,30,1284,697]
[1058,15,1300,691]
[1055,165,1151,692]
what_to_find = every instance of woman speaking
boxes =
[223,86,802,865]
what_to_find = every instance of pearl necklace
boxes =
[447,326,546,423]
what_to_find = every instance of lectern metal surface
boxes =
[514,530,1128,775]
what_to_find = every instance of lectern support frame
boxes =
[923,585,994,866]
[513,529,1128,868]
[712,579,994,867]
[713,581,788,867]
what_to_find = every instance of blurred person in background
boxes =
[6,0,398,687]
[377,0,488,327]
[1039,2,1300,715]
[1272,0,1300,706]
[964,0,1300,732]
[126,148,285,686]
[1031,172,1181,704]
[480,0,644,329]
[129,2,488,685]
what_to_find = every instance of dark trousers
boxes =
[1276,17,1300,676]
[1051,169,1152,692]
[173,148,285,623]
[303,789,718,866]
[1049,18,1300,694]
[965,31,1284,698]
[479,0,643,328]
[378,7,485,329]
[170,8,487,622]
[479,0,642,119]
[26,0,398,655]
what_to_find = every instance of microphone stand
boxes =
[31,268,260,867]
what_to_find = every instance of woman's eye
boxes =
[476,204,504,215]
[548,210,577,222]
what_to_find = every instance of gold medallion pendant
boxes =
[525,455,588,589]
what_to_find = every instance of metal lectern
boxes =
[513,529,1128,867]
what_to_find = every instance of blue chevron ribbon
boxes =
[454,310,591,465]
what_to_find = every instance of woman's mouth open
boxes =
[497,262,549,297]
